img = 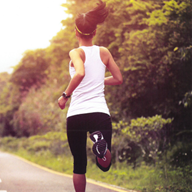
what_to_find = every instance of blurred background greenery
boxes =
[0,0,191,191]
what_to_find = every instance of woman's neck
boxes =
[78,37,93,47]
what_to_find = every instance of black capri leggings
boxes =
[67,112,112,174]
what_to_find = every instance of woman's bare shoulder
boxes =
[99,46,111,65]
[69,48,85,63]
[99,46,109,53]
[69,48,82,55]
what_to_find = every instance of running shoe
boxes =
[90,131,108,158]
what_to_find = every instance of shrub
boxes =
[113,115,173,167]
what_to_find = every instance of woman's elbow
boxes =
[77,71,85,79]
[117,77,123,85]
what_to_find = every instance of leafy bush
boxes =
[167,141,192,168]
[113,115,173,167]
[0,131,70,156]
[0,136,20,151]
[1,131,192,192]
[12,82,68,137]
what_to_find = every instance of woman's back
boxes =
[67,45,110,117]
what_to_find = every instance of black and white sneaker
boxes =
[90,131,108,159]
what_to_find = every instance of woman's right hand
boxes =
[58,96,68,110]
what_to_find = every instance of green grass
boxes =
[13,149,73,175]
[11,149,145,191]
[0,136,191,192]
[7,149,191,192]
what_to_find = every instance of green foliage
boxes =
[121,115,172,143]
[12,81,68,137]
[179,91,192,108]
[0,1,191,190]
[113,115,173,167]
[1,135,192,192]
[46,29,74,84]
[0,73,22,136]
[0,136,20,151]
[11,49,49,92]
[0,0,191,138]
[0,72,10,93]
[167,141,192,168]
[100,0,192,120]
[0,131,70,156]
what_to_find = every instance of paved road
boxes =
[0,152,130,192]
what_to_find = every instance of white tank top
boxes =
[67,45,110,117]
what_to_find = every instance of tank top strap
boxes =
[79,45,104,67]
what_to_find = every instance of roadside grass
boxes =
[15,149,73,174]
[0,135,191,192]
[5,148,149,191]
[86,162,150,190]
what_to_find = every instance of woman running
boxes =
[58,1,123,191]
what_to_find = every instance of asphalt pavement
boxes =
[0,152,131,192]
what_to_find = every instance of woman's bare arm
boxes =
[100,47,123,85]
[58,48,85,109]
[64,49,85,96]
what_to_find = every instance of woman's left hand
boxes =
[58,96,68,110]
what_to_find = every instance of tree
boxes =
[10,49,49,93]
[12,81,67,137]
[0,81,21,136]
[99,0,192,121]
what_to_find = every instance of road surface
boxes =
[0,152,131,192]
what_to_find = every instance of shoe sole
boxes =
[90,131,103,143]
[92,139,107,158]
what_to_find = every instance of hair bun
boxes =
[75,0,108,38]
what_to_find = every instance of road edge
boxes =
[8,152,134,192]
